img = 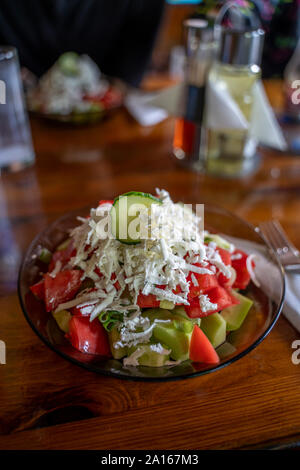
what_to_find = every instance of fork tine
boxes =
[263,220,296,256]
[260,221,279,254]
[259,220,300,268]
[272,220,299,256]
[266,221,287,255]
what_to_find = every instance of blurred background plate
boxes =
[29,108,109,126]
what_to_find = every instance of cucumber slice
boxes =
[108,326,127,359]
[144,309,193,361]
[204,233,231,251]
[127,343,170,367]
[200,313,226,348]
[172,306,186,316]
[216,341,236,359]
[38,247,52,264]
[111,191,162,244]
[159,300,175,310]
[173,306,201,327]
[52,310,71,333]
[58,52,79,76]
[152,325,191,361]
[221,292,253,331]
[56,238,71,251]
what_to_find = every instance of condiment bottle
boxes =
[173,18,217,170]
[205,2,265,177]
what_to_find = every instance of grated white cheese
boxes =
[53,189,235,352]
[123,348,145,367]
[115,321,155,349]
[185,263,214,275]
[49,260,62,278]
[89,291,116,322]
[246,254,260,287]
[191,273,199,287]
[150,343,171,355]
[199,294,218,313]
[54,291,106,313]
[231,253,242,260]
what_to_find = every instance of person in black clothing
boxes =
[0,0,165,86]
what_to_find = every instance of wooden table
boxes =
[1,79,300,450]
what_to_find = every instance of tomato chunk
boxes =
[232,249,252,289]
[44,270,82,312]
[94,269,121,291]
[187,268,218,299]
[71,304,94,316]
[214,247,232,287]
[157,284,182,296]
[217,272,231,288]
[98,199,113,206]
[84,87,122,109]
[68,316,111,356]
[30,280,45,300]
[111,272,121,291]
[189,325,220,364]
[216,247,231,266]
[185,286,239,318]
[185,296,218,318]
[137,293,160,308]
[94,266,103,278]
[71,288,97,316]
[48,240,76,272]
[206,286,239,311]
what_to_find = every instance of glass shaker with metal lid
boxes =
[206,1,265,177]
[173,18,217,170]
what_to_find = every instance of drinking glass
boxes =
[0,46,35,171]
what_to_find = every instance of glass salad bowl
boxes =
[18,205,285,381]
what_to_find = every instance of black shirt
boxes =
[0,0,165,86]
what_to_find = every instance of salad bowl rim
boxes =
[18,203,286,381]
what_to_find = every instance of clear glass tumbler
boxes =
[0,46,35,172]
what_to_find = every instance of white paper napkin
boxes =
[124,90,168,127]
[205,81,249,130]
[227,236,300,333]
[250,81,287,151]
[126,79,287,151]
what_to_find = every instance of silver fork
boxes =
[259,220,300,272]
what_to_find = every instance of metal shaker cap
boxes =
[214,2,265,66]
[215,26,264,66]
[183,18,215,57]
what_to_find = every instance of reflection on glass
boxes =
[0,182,21,294]
[0,167,45,294]
[206,63,261,176]
[0,47,35,172]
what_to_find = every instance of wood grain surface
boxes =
[0,78,300,450]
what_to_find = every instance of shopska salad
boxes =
[27,52,122,116]
[30,190,256,367]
